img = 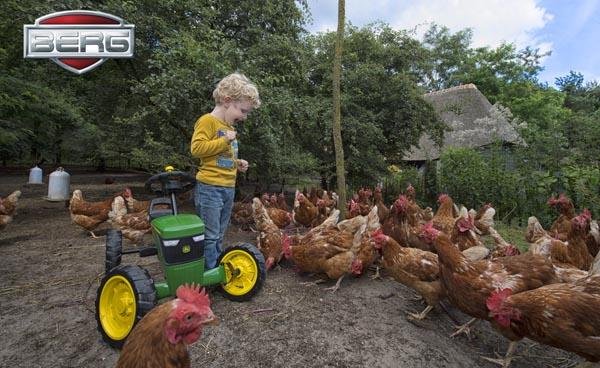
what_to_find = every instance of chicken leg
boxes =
[480,340,518,368]
[324,275,345,293]
[407,305,434,321]
[450,317,478,339]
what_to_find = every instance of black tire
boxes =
[105,230,122,273]
[95,265,157,349]
[217,243,266,302]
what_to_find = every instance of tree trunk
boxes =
[332,0,347,219]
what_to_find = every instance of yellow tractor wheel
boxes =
[218,243,266,302]
[95,265,156,348]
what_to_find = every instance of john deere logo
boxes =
[182,245,191,254]
[24,10,134,74]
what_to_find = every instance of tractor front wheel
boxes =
[95,265,156,348]
[218,243,266,302]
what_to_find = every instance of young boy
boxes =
[191,73,260,269]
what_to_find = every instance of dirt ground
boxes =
[0,170,583,368]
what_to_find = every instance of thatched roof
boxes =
[402,84,521,161]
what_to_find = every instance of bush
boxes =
[435,147,600,226]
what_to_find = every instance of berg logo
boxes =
[24,10,134,75]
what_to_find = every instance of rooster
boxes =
[69,189,119,238]
[108,196,151,245]
[487,274,600,368]
[0,190,21,231]
[116,284,218,368]
[252,197,283,270]
[419,221,558,365]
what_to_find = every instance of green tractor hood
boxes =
[151,214,205,239]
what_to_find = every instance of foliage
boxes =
[1,1,599,223]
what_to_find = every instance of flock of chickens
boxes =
[238,185,600,368]
[3,182,600,368]
[68,187,157,244]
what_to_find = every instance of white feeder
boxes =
[28,165,43,184]
[47,167,70,201]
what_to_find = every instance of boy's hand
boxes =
[224,130,237,142]
[237,159,249,172]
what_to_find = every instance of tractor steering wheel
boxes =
[144,169,196,197]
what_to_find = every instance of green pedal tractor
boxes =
[95,168,266,348]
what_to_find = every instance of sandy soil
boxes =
[0,170,582,368]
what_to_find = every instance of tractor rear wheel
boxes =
[218,243,266,302]
[95,265,156,348]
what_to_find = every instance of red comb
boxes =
[371,228,384,238]
[486,288,512,312]
[176,283,210,307]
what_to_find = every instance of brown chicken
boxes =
[292,190,318,227]
[432,193,457,235]
[587,218,600,257]
[419,221,558,363]
[252,197,283,270]
[372,229,442,320]
[231,201,254,229]
[283,207,379,292]
[450,211,484,251]
[69,189,118,237]
[349,207,381,276]
[406,184,433,222]
[382,195,432,252]
[0,190,21,231]
[277,192,289,211]
[123,187,150,214]
[547,193,575,241]
[469,203,495,236]
[357,187,373,216]
[109,196,151,245]
[527,213,593,270]
[116,284,218,368]
[487,274,600,367]
[266,207,292,229]
[345,198,361,219]
[374,184,389,224]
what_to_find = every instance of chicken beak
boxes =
[203,314,220,326]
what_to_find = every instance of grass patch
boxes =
[483,221,530,253]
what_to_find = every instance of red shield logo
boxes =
[24,10,135,74]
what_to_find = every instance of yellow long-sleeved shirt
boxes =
[190,113,238,187]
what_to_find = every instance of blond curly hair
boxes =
[213,73,261,108]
